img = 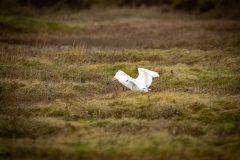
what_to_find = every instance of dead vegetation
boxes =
[0,8,240,160]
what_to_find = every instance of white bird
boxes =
[107,68,159,92]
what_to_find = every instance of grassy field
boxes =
[0,8,240,160]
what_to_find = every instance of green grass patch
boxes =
[0,16,85,33]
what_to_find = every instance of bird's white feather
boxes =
[109,68,159,92]
[136,68,159,89]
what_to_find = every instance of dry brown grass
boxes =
[1,8,240,49]
[0,8,240,160]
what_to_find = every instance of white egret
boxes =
[107,68,159,92]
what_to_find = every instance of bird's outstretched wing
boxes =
[136,68,159,87]
[138,68,159,77]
